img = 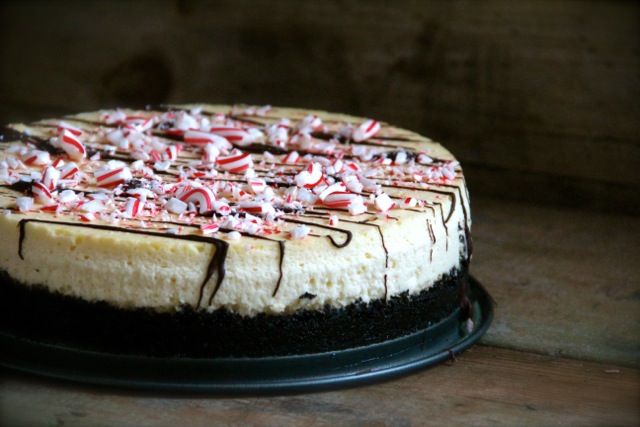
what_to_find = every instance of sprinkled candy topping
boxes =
[0,105,463,247]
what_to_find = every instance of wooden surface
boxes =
[2,196,639,426]
[1,0,639,214]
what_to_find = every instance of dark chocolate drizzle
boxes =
[281,217,353,248]
[273,241,285,297]
[3,180,33,195]
[0,127,37,144]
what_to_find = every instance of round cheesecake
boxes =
[0,104,472,357]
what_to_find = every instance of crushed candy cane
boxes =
[0,106,462,246]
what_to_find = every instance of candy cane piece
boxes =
[165,197,188,215]
[296,115,322,133]
[289,224,310,240]
[282,151,299,164]
[200,223,220,235]
[178,187,214,214]
[58,129,87,160]
[400,197,418,209]
[347,196,367,215]
[32,182,55,205]
[42,166,60,191]
[294,162,323,188]
[208,127,251,144]
[216,151,253,173]
[95,167,132,188]
[248,178,267,194]
[57,121,83,136]
[323,192,359,208]
[59,162,79,180]
[213,200,231,216]
[352,119,380,142]
[375,193,395,212]
[23,150,51,166]
[184,130,231,148]
[318,182,347,202]
[237,201,276,216]
[124,197,143,218]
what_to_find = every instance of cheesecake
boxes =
[0,104,472,357]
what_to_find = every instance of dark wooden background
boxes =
[1,0,638,215]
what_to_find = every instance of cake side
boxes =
[0,105,471,318]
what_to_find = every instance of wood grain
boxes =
[1,346,638,427]
[472,197,640,367]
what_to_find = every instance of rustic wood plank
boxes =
[1,346,638,426]
[471,197,640,366]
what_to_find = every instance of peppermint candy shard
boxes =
[178,187,215,214]
[42,166,61,190]
[31,182,54,205]
[184,130,230,147]
[23,150,51,166]
[58,129,87,160]
[208,127,251,144]
[200,223,220,235]
[95,167,132,188]
[124,197,143,218]
[57,121,83,136]
[16,197,34,212]
[352,119,380,142]
[294,162,323,188]
[216,151,253,174]
[165,197,188,215]
[375,193,396,212]
[59,162,79,180]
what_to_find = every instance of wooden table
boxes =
[2,197,639,426]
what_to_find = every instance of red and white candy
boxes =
[289,224,310,240]
[374,193,395,212]
[58,129,86,161]
[184,130,232,148]
[42,166,60,190]
[59,162,79,180]
[237,201,275,216]
[165,197,188,215]
[123,197,144,218]
[400,197,418,209]
[32,182,55,205]
[216,151,253,174]
[23,150,51,166]
[294,162,323,188]
[282,151,300,164]
[208,127,251,144]
[323,191,359,208]
[213,200,231,216]
[296,115,322,134]
[95,167,132,188]
[352,119,380,142]
[318,182,347,202]
[200,223,220,235]
[56,121,83,136]
[177,187,214,214]
[248,178,267,194]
